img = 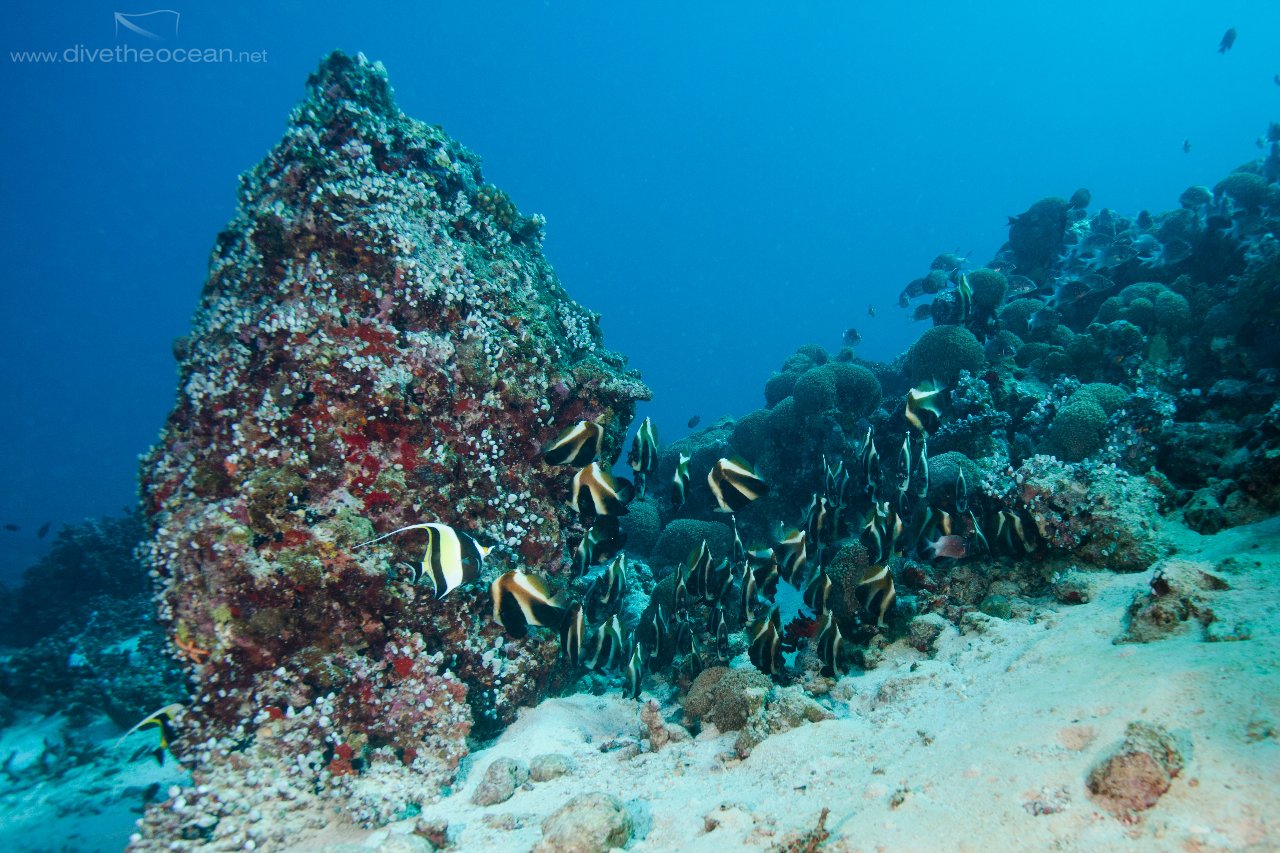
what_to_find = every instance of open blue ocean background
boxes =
[2,1,1276,582]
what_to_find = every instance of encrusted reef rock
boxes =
[1086,721,1187,824]
[135,51,647,842]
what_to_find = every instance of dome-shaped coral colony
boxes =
[134,52,1280,842]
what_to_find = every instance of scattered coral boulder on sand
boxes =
[536,792,633,853]
[1086,721,1187,823]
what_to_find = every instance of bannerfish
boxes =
[914,434,930,499]
[687,415,701,429]
[775,528,808,586]
[543,419,603,467]
[861,505,884,565]
[814,611,844,678]
[855,564,896,628]
[706,557,733,604]
[585,615,626,671]
[571,462,633,519]
[491,570,566,639]
[968,510,991,556]
[747,607,784,677]
[926,533,967,561]
[747,547,780,600]
[559,602,585,666]
[571,516,626,577]
[707,603,730,659]
[357,522,492,599]
[823,456,849,506]
[647,604,668,665]
[884,506,905,561]
[1218,27,1236,53]
[956,273,973,324]
[671,452,691,510]
[707,457,769,513]
[803,493,830,547]
[585,553,628,623]
[116,702,184,766]
[627,417,659,499]
[803,570,832,616]
[739,561,758,622]
[905,381,945,433]
[955,469,969,514]
[673,563,690,614]
[684,540,713,601]
[730,513,746,564]
[896,432,912,497]
[623,640,645,700]
[36,522,50,539]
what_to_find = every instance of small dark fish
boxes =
[491,570,565,639]
[842,327,862,347]
[543,420,603,467]
[707,457,768,513]
[1218,27,1236,53]
[2,524,17,532]
[930,252,966,272]
[1183,138,1192,154]
[686,415,701,429]
[1006,274,1037,297]
[36,522,50,539]
[867,304,877,318]
[921,269,950,294]
[1068,188,1091,210]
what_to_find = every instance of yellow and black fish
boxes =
[671,452,691,509]
[116,702,183,766]
[623,639,645,700]
[543,419,603,467]
[560,601,585,666]
[905,381,945,433]
[803,570,832,616]
[358,522,492,599]
[571,516,626,577]
[571,462,633,519]
[855,564,896,628]
[814,611,844,677]
[746,607,784,677]
[627,417,659,499]
[775,528,808,586]
[491,570,566,639]
[585,615,625,671]
[585,553,628,623]
[707,457,769,513]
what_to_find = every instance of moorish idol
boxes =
[115,702,183,766]
[357,522,491,599]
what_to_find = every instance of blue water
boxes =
[2,1,1276,581]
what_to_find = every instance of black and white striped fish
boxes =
[358,522,492,599]
[543,419,603,467]
[707,457,768,513]
[627,417,659,499]
[491,570,566,639]
[571,462,633,519]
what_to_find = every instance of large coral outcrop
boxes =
[136,51,648,834]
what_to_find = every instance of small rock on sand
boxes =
[470,757,529,806]
[536,792,633,853]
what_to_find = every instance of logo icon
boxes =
[113,10,180,41]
